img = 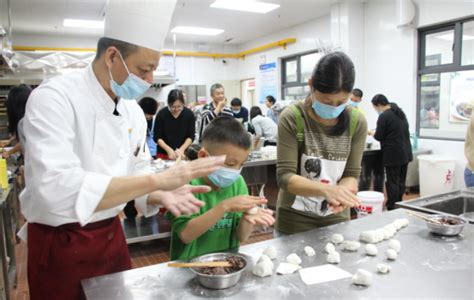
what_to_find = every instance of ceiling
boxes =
[4,0,338,45]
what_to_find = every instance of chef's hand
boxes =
[323,185,360,209]
[218,196,267,213]
[243,208,275,227]
[153,185,209,216]
[155,155,225,191]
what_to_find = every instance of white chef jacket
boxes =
[19,64,159,230]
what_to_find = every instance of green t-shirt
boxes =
[167,176,249,261]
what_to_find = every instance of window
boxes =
[281,51,321,101]
[417,17,474,140]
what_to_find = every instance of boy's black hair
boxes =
[138,97,158,115]
[230,98,242,107]
[352,88,363,98]
[266,95,276,105]
[202,116,251,150]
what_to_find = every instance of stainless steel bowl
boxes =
[190,253,247,290]
[426,214,467,236]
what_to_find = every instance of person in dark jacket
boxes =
[371,94,413,210]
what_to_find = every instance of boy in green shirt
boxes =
[168,117,275,261]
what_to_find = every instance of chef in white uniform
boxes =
[19,1,229,299]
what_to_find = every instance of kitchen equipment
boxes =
[460,212,474,223]
[189,253,247,289]
[405,210,443,225]
[168,261,232,268]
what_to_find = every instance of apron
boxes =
[292,153,347,216]
[27,217,131,300]
[146,116,157,157]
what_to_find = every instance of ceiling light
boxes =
[210,0,280,14]
[63,19,104,29]
[171,26,224,36]
[436,33,474,41]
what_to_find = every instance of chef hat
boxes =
[104,0,177,52]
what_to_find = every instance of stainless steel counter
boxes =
[82,209,473,299]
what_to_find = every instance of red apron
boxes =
[27,216,131,300]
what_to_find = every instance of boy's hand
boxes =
[243,208,275,227]
[219,196,267,213]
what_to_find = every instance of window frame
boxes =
[416,16,474,141]
[281,50,319,100]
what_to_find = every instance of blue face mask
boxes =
[109,51,151,100]
[208,167,242,188]
[311,95,348,119]
[348,100,359,108]
[232,109,241,114]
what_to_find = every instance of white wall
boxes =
[362,0,474,190]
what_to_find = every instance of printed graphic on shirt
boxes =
[292,153,347,216]
[209,213,234,231]
[304,128,351,161]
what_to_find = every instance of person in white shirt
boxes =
[19,2,239,299]
[250,106,278,147]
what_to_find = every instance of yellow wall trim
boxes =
[13,38,296,59]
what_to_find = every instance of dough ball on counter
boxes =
[276,262,301,275]
[383,225,397,237]
[394,218,409,228]
[386,249,398,260]
[331,233,344,244]
[381,228,392,240]
[360,230,378,244]
[304,246,316,257]
[376,263,391,274]
[326,251,341,264]
[364,244,378,256]
[246,206,259,215]
[257,254,272,264]
[286,253,302,265]
[352,269,372,286]
[374,229,385,243]
[253,256,274,278]
[342,240,361,251]
[388,239,401,253]
[392,220,403,230]
[325,242,336,254]
[263,246,277,260]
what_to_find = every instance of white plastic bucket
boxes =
[418,155,456,197]
[356,191,385,218]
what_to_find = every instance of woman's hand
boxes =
[243,208,275,227]
[167,149,177,160]
[323,185,360,209]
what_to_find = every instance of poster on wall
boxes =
[258,62,277,104]
[449,70,474,123]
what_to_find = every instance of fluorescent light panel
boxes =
[210,0,280,14]
[436,33,474,41]
[63,18,104,29]
[171,26,224,36]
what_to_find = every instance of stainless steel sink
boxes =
[396,188,474,223]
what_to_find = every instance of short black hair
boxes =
[185,143,202,161]
[138,97,158,115]
[250,106,262,120]
[352,88,363,98]
[202,116,251,150]
[7,84,32,136]
[230,98,242,107]
[94,37,139,61]
[266,95,276,105]
[167,89,185,106]
[371,94,389,106]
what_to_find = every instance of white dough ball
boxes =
[331,233,344,244]
[388,239,401,253]
[377,263,391,274]
[263,246,277,260]
[360,230,378,244]
[392,221,403,230]
[374,229,385,243]
[304,246,316,257]
[384,224,397,234]
[325,242,336,254]
[352,269,372,286]
[386,249,398,260]
[364,244,378,256]
[253,258,273,278]
[276,262,301,275]
[343,240,361,251]
[326,251,341,264]
[400,218,409,227]
[257,254,272,265]
[381,228,392,240]
[246,206,259,215]
[286,253,302,265]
